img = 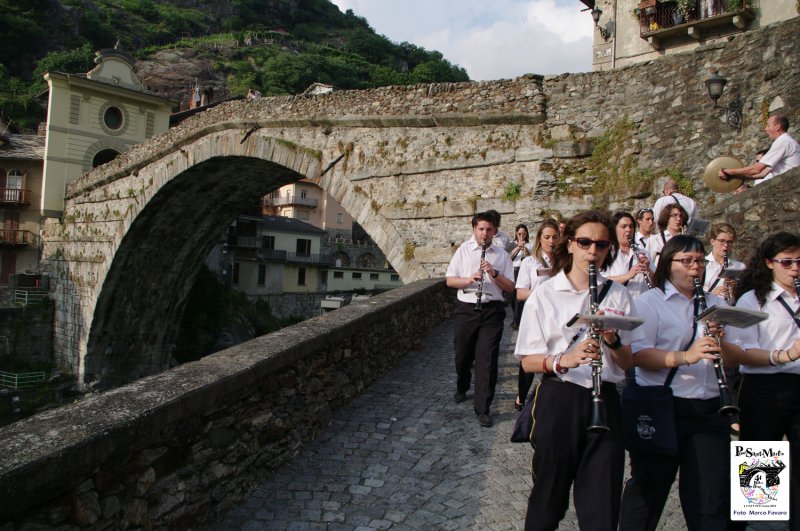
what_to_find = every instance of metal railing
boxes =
[0,188,32,205]
[0,230,40,247]
[15,289,49,306]
[263,195,319,208]
[0,371,45,390]
[639,0,749,34]
[258,249,332,265]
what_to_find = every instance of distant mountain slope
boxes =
[0,0,469,130]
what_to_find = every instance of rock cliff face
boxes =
[136,48,231,110]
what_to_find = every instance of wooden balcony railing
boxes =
[0,188,32,205]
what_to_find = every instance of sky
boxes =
[329,0,594,81]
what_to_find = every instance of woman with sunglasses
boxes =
[645,204,688,267]
[513,219,560,409]
[515,210,641,530]
[619,235,743,531]
[733,232,800,529]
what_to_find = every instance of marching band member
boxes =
[606,211,652,299]
[515,210,640,530]
[635,208,655,248]
[510,224,534,331]
[704,223,745,303]
[619,235,742,531]
[646,204,688,267]
[513,219,559,409]
[734,232,800,531]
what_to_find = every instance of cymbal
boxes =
[704,156,744,193]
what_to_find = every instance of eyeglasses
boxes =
[713,238,734,246]
[573,238,612,250]
[769,258,800,268]
[672,258,709,267]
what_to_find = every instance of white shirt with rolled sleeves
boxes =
[514,270,643,388]
[758,132,800,180]
[515,255,552,292]
[703,252,745,294]
[644,230,678,269]
[606,246,651,299]
[446,237,513,304]
[732,284,800,376]
[631,281,728,399]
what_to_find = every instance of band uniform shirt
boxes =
[515,255,552,292]
[606,246,651,299]
[635,231,650,249]
[514,270,643,388]
[758,132,800,180]
[703,252,745,293]
[653,192,697,224]
[631,281,728,399]
[733,283,800,376]
[644,230,678,269]
[511,242,534,268]
[446,236,513,304]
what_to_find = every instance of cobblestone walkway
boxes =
[215,315,690,530]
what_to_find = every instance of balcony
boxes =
[258,249,331,265]
[263,195,319,208]
[638,0,754,48]
[0,230,40,248]
[0,188,32,206]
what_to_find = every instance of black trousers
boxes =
[453,300,505,415]
[517,363,535,402]
[619,397,731,531]
[525,378,624,531]
[739,373,800,531]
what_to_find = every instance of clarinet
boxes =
[722,250,732,304]
[692,278,739,415]
[587,262,610,432]
[794,278,800,316]
[630,238,654,289]
[474,239,488,312]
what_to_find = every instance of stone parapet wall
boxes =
[703,167,800,261]
[0,279,452,529]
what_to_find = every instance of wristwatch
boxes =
[603,334,622,350]
[491,269,499,278]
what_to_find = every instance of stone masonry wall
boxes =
[0,279,451,529]
[0,303,53,365]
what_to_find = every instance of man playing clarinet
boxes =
[446,211,514,427]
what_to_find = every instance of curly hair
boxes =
[657,204,688,232]
[551,210,616,275]
[737,232,800,305]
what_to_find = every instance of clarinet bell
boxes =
[588,397,610,432]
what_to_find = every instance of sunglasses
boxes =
[573,238,612,250]
[769,258,800,268]
[636,208,653,217]
[672,258,709,267]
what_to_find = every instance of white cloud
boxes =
[329,0,593,80]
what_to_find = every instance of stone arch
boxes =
[333,250,351,267]
[357,252,377,268]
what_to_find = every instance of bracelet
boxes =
[491,269,499,278]
[682,351,690,366]
[603,334,622,350]
[542,355,551,373]
[788,348,798,362]
[769,349,785,367]
[554,352,569,374]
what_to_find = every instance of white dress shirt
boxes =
[515,270,643,388]
[510,242,534,268]
[653,192,697,223]
[606,246,651,299]
[515,255,552,292]
[733,284,800,376]
[644,230,678,268]
[758,132,800,180]
[634,232,651,249]
[631,281,727,399]
[446,237,513,304]
[703,252,745,294]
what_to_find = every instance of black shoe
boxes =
[477,413,493,427]
[514,397,524,411]
[511,324,519,330]
[453,391,467,403]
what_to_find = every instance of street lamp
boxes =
[591,7,611,41]
[705,70,743,131]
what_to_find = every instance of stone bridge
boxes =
[43,16,800,387]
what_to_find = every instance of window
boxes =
[370,273,379,280]
[6,169,23,189]
[296,238,311,256]
[258,265,266,286]
[92,149,119,168]
[300,190,307,199]
[103,106,123,130]
[352,272,362,279]
[336,212,343,224]
[295,209,309,221]
[262,235,275,250]
[391,274,399,281]
[298,267,306,285]
[232,263,240,285]
[333,271,344,279]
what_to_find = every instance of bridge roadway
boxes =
[215,314,686,530]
